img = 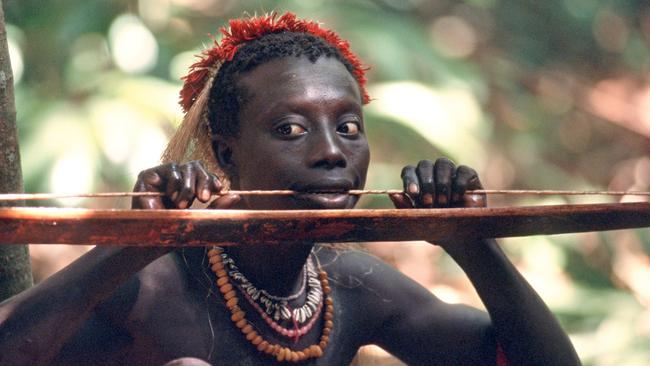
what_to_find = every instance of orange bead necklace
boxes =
[207,247,334,363]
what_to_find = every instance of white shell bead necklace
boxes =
[220,250,323,324]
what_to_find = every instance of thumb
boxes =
[207,194,241,209]
[389,193,413,209]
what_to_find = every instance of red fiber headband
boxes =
[179,12,370,112]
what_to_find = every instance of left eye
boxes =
[337,122,360,136]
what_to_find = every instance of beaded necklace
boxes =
[240,282,323,342]
[207,247,333,363]
[222,252,322,324]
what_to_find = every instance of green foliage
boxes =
[4,0,650,363]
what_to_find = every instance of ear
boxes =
[212,136,236,173]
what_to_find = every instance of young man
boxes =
[0,13,580,365]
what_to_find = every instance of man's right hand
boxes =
[132,161,240,210]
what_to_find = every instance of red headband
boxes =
[179,12,370,113]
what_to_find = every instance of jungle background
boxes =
[3,0,650,364]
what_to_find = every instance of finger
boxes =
[132,180,164,209]
[193,163,213,203]
[401,165,419,199]
[176,164,196,209]
[132,170,164,209]
[211,174,223,194]
[416,160,435,207]
[138,169,163,187]
[208,194,241,209]
[466,193,487,208]
[389,193,413,209]
[165,164,183,203]
[453,165,481,194]
[453,165,486,207]
[434,158,455,207]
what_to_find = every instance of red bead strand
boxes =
[207,247,333,363]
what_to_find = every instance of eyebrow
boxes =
[252,93,363,124]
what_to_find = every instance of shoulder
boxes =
[134,252,188,294]
[315,245,386,278]
[94,252,189,325]
[315,245,433,302]
[314,245,439,325]
[55,253,188,365]
[315,246,391,292]
[314,246,492,353]
[123,251,203,322]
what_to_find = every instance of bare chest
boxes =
[122,281,367,365]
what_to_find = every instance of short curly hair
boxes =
[206,31,357,138]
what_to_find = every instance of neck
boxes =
[225,242,315,296]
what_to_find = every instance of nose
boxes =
[308,128,347,169]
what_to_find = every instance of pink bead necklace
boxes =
[240,282,323,343]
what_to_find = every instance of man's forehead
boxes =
[238,57,360,102]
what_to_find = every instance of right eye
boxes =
[275,123,307,137]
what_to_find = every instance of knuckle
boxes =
[401,165,416,177]
[436,179,450,189]
[211,175,222,187]
[416,164,431,176]
[417,160,433,169]
[458,165,476,175]
[170,168,182,180]
[179,166,193,179]
[436,169,452,181]
[189,160,206,170]
[196,168,211,181]
[137,169,154,180]
[435,162,455,176]
[421,176,434,185]
[180,162,193,172]
[416,163,433,180]
[133,181,147,192]
[181,181,193,194]
[436,157,455,165]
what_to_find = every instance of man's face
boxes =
[225,56,370,210]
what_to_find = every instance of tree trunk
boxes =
[0,0,33,302]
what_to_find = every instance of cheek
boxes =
[235,144,302,189]
[350,139,370,182]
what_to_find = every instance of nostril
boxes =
[309,131,347,169]
[313,156,346,169]
[312,146,347,169]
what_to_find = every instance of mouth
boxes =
[290,180,356,209]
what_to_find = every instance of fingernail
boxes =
[438,195,448,205]
[201,189,210,201]
[171,192,179,201]
[408,183,419,195]
[178,200,188,209]
[422,193,433,206]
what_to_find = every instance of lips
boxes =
[290,179,357,209]
[291,179,355,193]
